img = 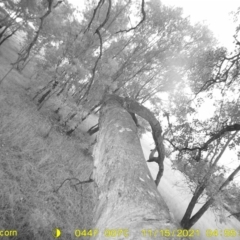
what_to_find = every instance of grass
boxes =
[0,35,95,239]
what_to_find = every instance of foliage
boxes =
[32,0,216,112]
[162,21,240,229]
[0,0,46,45]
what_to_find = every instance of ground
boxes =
[0,36,94,240]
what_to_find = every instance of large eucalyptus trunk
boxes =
[91,95,178,240]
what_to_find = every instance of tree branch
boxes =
[165,124,239,163]
[116,0,145,34]
[54,177,93,193]
[84,0,104,33]
[79,0,112,102]
[167,124,240,154]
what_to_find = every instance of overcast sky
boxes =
[161,0,240,49]
[69,0,240,50]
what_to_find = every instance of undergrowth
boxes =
[0,39,95,240]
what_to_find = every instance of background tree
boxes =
[161,15,240,228]
[0,0,49,46]
[12,0,63,71]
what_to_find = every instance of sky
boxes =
[69,0,240,50]
[157,0,240,171]
[160,0,240,50]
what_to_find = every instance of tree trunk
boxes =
[91,95,178,240]
[181,132,237,229]
[180,183,206,229]
[182,164,240,229]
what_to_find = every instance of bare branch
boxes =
[116,0,145,34]
[79,0,112,102]
[53,0,63,9]
[84,0,105,33]
[78,29,103,102]
[95,0,112,32]
[54,177,93,193]
[193,51,240,99]
[165,124,240,161]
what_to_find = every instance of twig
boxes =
[54,177,93,193]
[79,0,112,102]
[116,0,145,34]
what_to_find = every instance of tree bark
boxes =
[91,95,178,240]
[109,95,165,186]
